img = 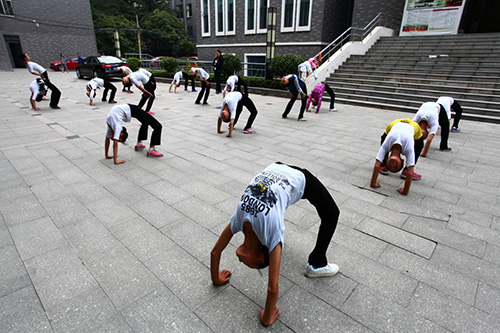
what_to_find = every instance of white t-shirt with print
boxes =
[413,102,439,135]
[27,61,46,75]
[376,122,416,167]
[230,163,306,252]
[219,91,242,119]
[436,96,454,120]
[106,104,132,140]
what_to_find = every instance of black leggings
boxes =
[102,80,117,102]
[41,72,61,108]
[286,163,339,268]
[138,76,156,112]
[324,83,335,109]
[451,100,463,129]
[183,72,196,90]
[129,104,162,146]
[283,86,308,120]
[234,95,258,130]
[438,105,450,150]
[196,79,210,104]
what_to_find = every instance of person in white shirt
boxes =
[169,71,183,93]
[104,104,163,164]
[86,77,117,105]
[117,66,133,93]
[210,162,340,326]
[122,68,156,114]
[217,91,258,137]
[170,70,197,92]
[29,78,47,110]
[190,67,210,105]
[412,102,440,157]
[223,75,248,98]
[371,120,420,195]
[21,53,61,109]
[436,96,463,146]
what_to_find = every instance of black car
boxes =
[76,56,125,80]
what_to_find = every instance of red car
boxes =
[50,56,85,71]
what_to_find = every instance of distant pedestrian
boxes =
[281,74,308,121]
[190,67,211,105]
[122,68,156,114]
[213,50,224,94]
[21,53,61,109]
[59,53,68,73]
[86,77,117,105]
[77,53,83,64]
[306,83,336,113]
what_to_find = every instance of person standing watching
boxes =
[213,50,224,94]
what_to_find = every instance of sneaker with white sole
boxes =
[330,108,337,112]
[135,143,146,151]
[304,263,339,278]
[400,169,421,180]
[147,149,163,157]
[379,166,389,175]
[243,128,255,134]
[298,117,307,121]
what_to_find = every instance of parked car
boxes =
[75,55,126,80]
[50,56,85,71]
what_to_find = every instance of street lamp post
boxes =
[265,7,277,80]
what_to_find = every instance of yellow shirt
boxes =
[384,118,422,140]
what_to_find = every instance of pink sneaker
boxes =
[147,110,155,115]
[400,169,421,180]
[135,143,146,151]
[147,149,163,157]
[243,128,255,134]
[379,166,389,175]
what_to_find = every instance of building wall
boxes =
[0,0,97,70]
[351,0,404,28]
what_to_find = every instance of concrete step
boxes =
[338,64,500,76]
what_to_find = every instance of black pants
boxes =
[324,83,335,109]
[196,79,210,104]
[438,105,450,150]
[183,72,196,90]
[283,86,308,120]
[41,72,60,108]
[215,70,222,93]
[138,75,156,112]
[235,76,248,96]
[380,133,424,167]
[451,100,463,128]
[102,80,117,102]
[234,95,258,130]
[286,164,339,268]
[122,80,132,91]
[129,104,162,146]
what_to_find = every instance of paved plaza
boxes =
[1,69,500,332]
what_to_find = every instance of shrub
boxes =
[269,54,304,78]
[160,57,178,72]
[126,57,142,71]
[222,54,242,79]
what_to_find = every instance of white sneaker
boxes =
[298,117,307,121]
[330,108,337,112]
[304,263,339,278]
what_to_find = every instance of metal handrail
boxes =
[319,12,401,62]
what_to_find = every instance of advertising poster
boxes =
[400,0,467,36]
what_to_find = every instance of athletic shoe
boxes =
[192,89,198,92]
[304,263,339,278]
[50,106,61,109]
[330,108,337,112]
[282,115,287,119]
[243,128,255,134]
[195,101,201,105]
[400,169,421,180]
[147,110,155,115]
[451,127,461,133]
[122,90,127,93]
[147,149,163,157]
[185,88,188,91]
[109,100,117,104]
[101,99,107,102]
[135,143,146,151]
[440,147,452,151]
[127,91,134,94]
[298,117,307,121]
[203,102,209,105]
[379,166,389,175]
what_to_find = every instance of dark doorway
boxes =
[460,0,500,33]
[3,35,24,68]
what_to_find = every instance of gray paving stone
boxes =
[447,216,500,247]
[330,223,388,260]
[180,179,232,206]
[25,245,99,309]
[127,196,185,229]
[85,245,162,310]
[343,197,409,228]
[475,282,500,315]
[431,244,500,289]
[122,286,211,332]
[356,217,436,259]
[403,216,486,258]
[484,243,500,266]
[86,196,140,229]
[110,217,176,261]
[172,196,228,229]
[407,283,498,333]
[29,178,73,203]
[341,284,450,333]
[0,194,47,227]
[47,286,132,333]
[0,286,52,332]
[0,244,31,298]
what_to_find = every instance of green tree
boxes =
[221,54,242,80]
[269,54,304,78]
[92,13,137,56]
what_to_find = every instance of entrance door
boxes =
[3,35,24,68]
[460,0,500,33]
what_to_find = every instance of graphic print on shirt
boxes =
[239,171,290,217]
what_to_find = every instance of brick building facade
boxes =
[0,0,97,70]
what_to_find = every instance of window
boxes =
[201,0,210,37]
[176,4,184,19]
[0,0,14,16]
[281,0,312,32]
[186,4,192,18]
[216,0,235,36]
[245,0,268,34]
[244,54,266,77]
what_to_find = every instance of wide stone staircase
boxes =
[327,32,500,123]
